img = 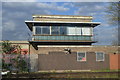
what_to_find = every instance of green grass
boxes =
[3,69,119,79]
[91,69,119,72]
[36,69,119,73]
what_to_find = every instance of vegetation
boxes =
[106,2,120,25]
[1,40,28,73]
[3,71,119,79]
[106,2,120,45]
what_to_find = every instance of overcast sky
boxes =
[0,0,118,45]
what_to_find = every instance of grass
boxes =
[3,70,119,79]
[2,69,119,79]
[36,69,119,73]
[91,69,119,72]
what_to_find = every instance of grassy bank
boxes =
[2,71,119,79]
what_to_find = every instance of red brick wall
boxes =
[38,52,109,70]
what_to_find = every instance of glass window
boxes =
[77,52,86,61]
[42,27,50,34]
[82,27,91,35]
[35,26,50,34]
[35,26,92,36]
[60,27,67,35]
[96,52,104,61]
[76,27,82,35]
[51,26,60,35]
[36,26,42,34]
[67,27,76,35]
[66,27,83,35]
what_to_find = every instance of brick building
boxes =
[24,15,120,71]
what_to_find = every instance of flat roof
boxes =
[32,15,93,19]
[25,21,101,31]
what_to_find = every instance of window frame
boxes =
[77,52,86,62]
[42,26,50,34]
[60,27,67,35]
[51,26,60,35]
[35,26,50,35]
[34,26,92,36]
[96,52,105,62]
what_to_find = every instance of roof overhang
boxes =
[25,21,101,31]
[29,41,96,50]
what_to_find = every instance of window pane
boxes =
[36,26,42,34]
[77,52,86,61]
[67,27,76,35]
[96,52,104,61]
[76,27,82,35]
[82,27,91,35]
[60,27,67,35]
[42,27,50,34]
[36,26,50,34]
[51,26,60,35]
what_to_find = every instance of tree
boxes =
[106,2,120,45]
[106,2,120,25]
[2,40,28,73]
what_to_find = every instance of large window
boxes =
[35,26,67,35]
[36,26,41,34]
[67,27,76,35]
[96,52,105,61]
[51,26,60,35]
[60,27,67,35]
[77,52,86,61]
[76,27,82,35]
[82,27,91,35]
[36,26,50,34]
[67,27,91,35]
[35,26,92,35]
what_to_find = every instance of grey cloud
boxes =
[3,21,16,31]
[36,3,69,11]
[93,24,117,45]
[3,2,69,12]
[63,3,74,7]
[74,2,107,16]
[93,29,114,45]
